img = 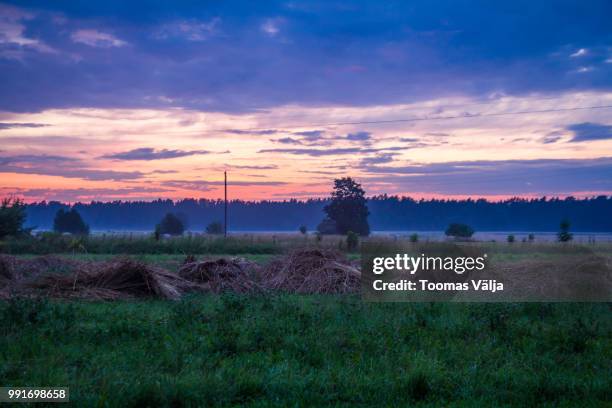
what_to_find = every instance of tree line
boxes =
[19,194,612,232]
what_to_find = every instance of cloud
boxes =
[567,122,612,142]
[162,179,287,191]
[0,4,55,57]
[274,137,302,145]
[16,186,172,202]
[293,130,325,140]
[258,146,405,156]
[101,147,212,160]
[0,154,78,165]
[225,129,278,135]
[359,153,398,167]
[0,153,145,180]
[261,18,282,37]
[71,29,127,47]
[541,130,565,144]
[362,157,612,195]
[230,164,278,170]
[346,131,371,141]
[2,2,611,113]
[154,18,220,41]
[0,122,48,129]
[570,48,588,58]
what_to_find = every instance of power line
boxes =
[222,104,612,132]
[106,103,612,135]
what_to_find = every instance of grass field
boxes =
[1,238,611,406]
[1,295,610,407]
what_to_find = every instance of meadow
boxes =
[1,235,611,406]
[1,296,610,406]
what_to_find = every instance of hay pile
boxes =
[25,258,193,300]
[262,249,361,294]
[178,257,260,293]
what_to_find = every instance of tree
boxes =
[323,177,370,236]
[206,221,224,235]
[53,208,89,235]
[157,213,184,236]
[409,233,419,243]
[445,223,474,239]
[507,234,515,243]
[316,218,337,235]
[299,225,307,235]
[558,219,573,242]
[0,197,27,239]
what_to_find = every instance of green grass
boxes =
[1,295,610,407]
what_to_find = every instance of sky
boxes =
[0,0,611,202]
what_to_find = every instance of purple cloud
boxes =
[567,122,612,142]
[101,147,212,160]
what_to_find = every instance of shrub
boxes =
[0,197,27,239]
[206,221,224,235]
[528,233,535,242]
[445,223,474,239]
[346,231,359,251]
[507,234,515,243]
[409,233,419,243]
[53,208,89,235]
[558,219,573,242]
[157,213,185,236]
[299,225,307,235]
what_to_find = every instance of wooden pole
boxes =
[224,171,228,237]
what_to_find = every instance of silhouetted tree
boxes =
[323,177,370,236]
[557,219,573,242]
[53,208,89,235]
[0,197,27,239]
[299,225,307,235]
[19,195,612,232]
[206,221,224,235]
[157,213,184,236]
[445,223,474,239]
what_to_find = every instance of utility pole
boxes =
[224,171,228,237]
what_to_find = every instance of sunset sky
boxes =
[1,1,611,202]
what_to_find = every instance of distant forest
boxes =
[24,195,612,232]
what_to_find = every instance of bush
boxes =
[346,231,359,251]
[445,223,474,239]
[558,219,573,242]
[0,197,27,239]
[507,234,515,243]
[409,233,419,243]
[299,225,307,235]
[53,209,89,235]
[528,233,535,242]
[206,221,224,235]
[157,213,185,236]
